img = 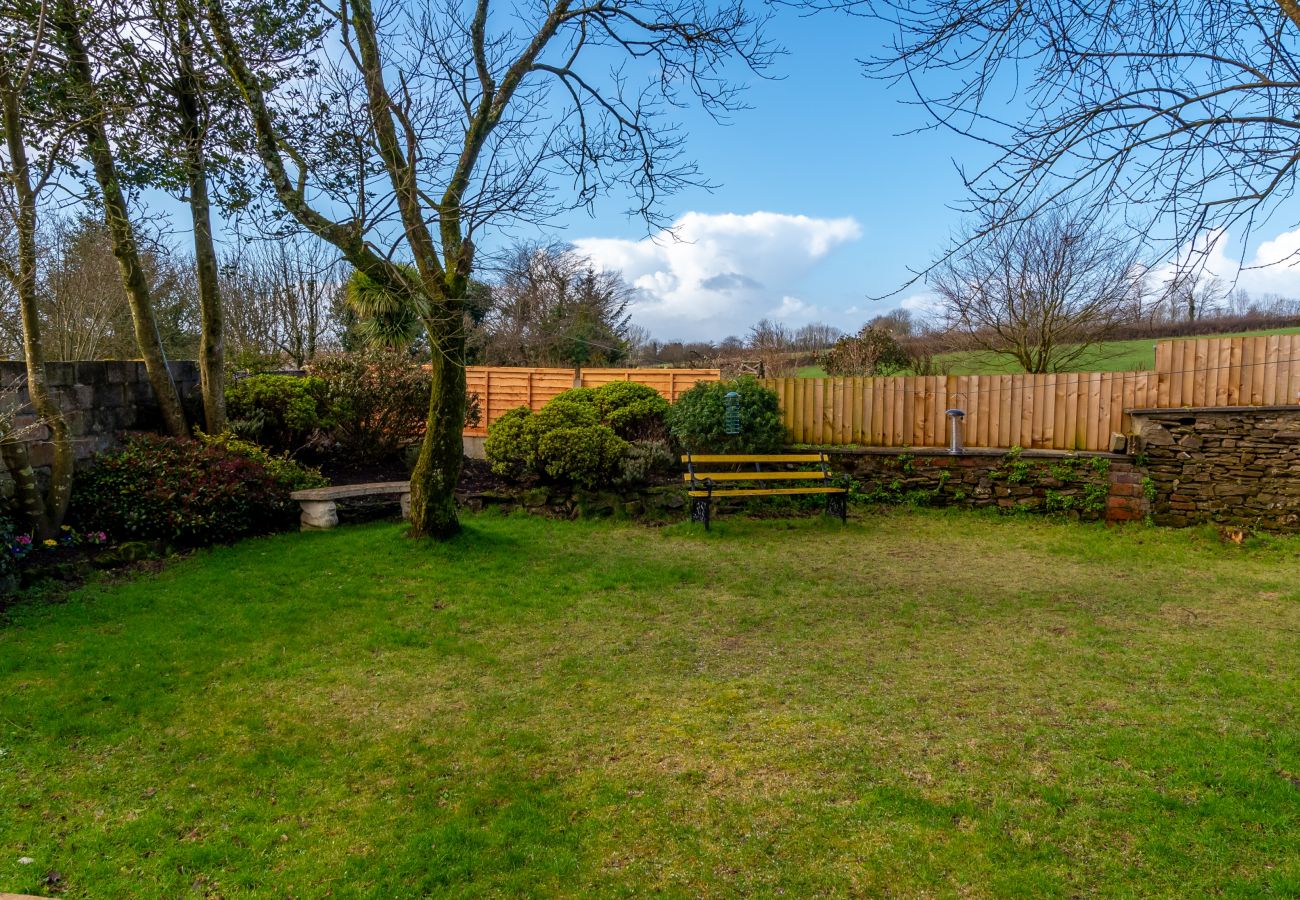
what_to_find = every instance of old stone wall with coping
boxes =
[0,360,201,475]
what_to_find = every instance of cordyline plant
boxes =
[198,0,774,538]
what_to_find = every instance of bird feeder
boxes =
[945,408,965,454]
[724,391,741,435]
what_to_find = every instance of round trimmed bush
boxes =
[526,398,600,434]
[485,406,534,478]
[549,387,599,406]
[485,382,677,487]
[594,382,671,441]
[535,425,628,488]
[668,377,787,454]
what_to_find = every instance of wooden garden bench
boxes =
[681,452,849,529]
[290,482,411,531]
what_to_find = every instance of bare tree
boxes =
[221,236,342,368]
[200,0,773,537]
[931,212,1141,373]
[622,323,652,364]
[867,309,914,337]
[793,321,842,354]
[747,317,795,376]
[479,244,633,367]
[40,214,121,360]
[1160,270,1231,324]
[827,0,1300,277]
[717,334,745,355]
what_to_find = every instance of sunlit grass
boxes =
[3,510,1299,896]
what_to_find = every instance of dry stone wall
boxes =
[825,448,1147,524]
[1132,406,1300,530]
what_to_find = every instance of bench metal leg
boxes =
[690,497,712,530]
[400,492,412,521]
[300,500,339,531]
[826,493,847,523]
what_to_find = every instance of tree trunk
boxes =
[408,317,466,538]
[0,70,74,538]
[177,14,226,434]
[187,167,225,433]
[55,0,188,437]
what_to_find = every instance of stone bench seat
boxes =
[290,481,411,531]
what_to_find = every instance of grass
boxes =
[4,510,1300,897]
[795,325,1300,376]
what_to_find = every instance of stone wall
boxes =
[0,360,201,471]
[825,447,1148,524]
[1132,406,1300,530]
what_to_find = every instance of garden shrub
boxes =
[484,406,534,479]
[70,435,301,547]
[310,350,428,460]
[528,398,601,433]
[196,431,329,492]
[535,425,627,488]
[594,382,671,441]
[550,386,599,406]
[308,350,483,462]
[668,377,787,454]
[616,439,677,486]
[225,374,331,453]
[486,382,675,487]
[486,397,631,486]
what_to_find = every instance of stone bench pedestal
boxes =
[299,500,341,531]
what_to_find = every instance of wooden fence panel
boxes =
[760,334,1298,452]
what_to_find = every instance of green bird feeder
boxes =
[724,390,741,435]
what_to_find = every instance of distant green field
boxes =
[795,326,1300,377]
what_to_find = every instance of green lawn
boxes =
[4,511,1300,897]
[796,325,1300,376]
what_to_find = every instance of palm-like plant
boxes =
[344,267,426,352]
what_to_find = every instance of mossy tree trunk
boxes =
[177,9,226,434]
[55,0,188,438]
[0,65,74,539]
[409,315,467,538]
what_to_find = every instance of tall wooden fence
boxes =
[465,366,719,436]
[761,334,1300,452]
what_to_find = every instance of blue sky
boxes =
[536,5,1300,341]
[550,7,981,340]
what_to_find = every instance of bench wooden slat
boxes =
[681,470,830,482]
[680,453,827,463]
[687,486,844,498]
[290,481,410,502]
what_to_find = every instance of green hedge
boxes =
[667,377,786,454]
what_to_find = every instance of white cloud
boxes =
[572,211,862,340]
[898,291,944,320]
[1158,227,1300,299]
